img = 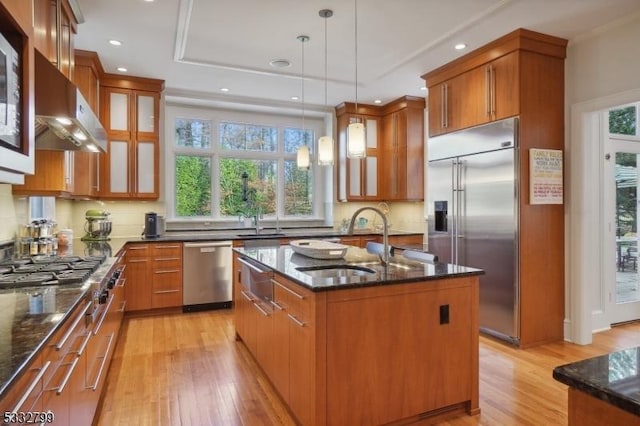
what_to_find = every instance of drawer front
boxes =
[152,256,182,269]
[150,243,182,257]
[152,269,182,292]
[126,244,151,258]
[273,278,310,321]
[151,288,182,308]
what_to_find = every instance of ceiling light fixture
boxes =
[291,95,299,101]
[220,87,229,92]
[347,0,366,159]
[296,35,311,171]
[317,9,334,166]
[455,43,467,50]
[420,86,427,91]
[109,39,122,46]
[374,99,382,104]
[117,67,128,72]
[269,59,291,68]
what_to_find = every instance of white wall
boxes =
[565,11,640,343]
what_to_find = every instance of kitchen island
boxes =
[553,348,640,425]
[234,244,483,425]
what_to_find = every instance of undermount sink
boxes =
[237,233,286,239]
[295,265,376,278]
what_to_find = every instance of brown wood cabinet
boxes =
[336,96,425,202]
[233,257,479,425]
[150,243,183,309]
[12,150,75,196]
[380,96,425,201]
[32,0,76,79]
[423,28,567,348]
[125,242,183,312]
[335,103,381,202]
[99,76,163,200]
[71,49,105,198]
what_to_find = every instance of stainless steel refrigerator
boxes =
[427,117,519,344]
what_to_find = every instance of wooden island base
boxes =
[567,388,640,426]
[234,249,480,425]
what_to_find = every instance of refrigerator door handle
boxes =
[451,159,456,263]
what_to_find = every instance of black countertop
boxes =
[553,347,640,416]
[235,245,483,291]
[0,242,117,398]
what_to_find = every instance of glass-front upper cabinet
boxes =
[100,84,161,199]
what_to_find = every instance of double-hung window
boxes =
[167,105,326,224]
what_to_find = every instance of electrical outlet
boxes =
[439,304,450,324]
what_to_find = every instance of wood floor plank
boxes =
[96,310,640,425]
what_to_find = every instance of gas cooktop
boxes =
[0,255,106,289]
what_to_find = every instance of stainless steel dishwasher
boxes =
[183,241,233,312]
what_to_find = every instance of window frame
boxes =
[165,104,328,225]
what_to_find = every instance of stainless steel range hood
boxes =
[34,50,107,152]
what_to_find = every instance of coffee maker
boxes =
[143,212,164,239]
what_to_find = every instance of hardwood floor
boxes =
[96,310,640,426]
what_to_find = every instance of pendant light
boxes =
[347,0,366,159]
[317,9,334,166]
[296,34,311,170]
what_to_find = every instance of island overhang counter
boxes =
[233,244,483,425]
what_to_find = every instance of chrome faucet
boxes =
[253,208,262,235]
[348,207,390,265]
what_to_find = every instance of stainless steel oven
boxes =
[0,28,20,149]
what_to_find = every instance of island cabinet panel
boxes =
[234,250,478,425]
[325,277,479,424]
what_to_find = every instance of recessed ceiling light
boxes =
[373,99,382,104]
[291,96,299,101]
[420,86,427,91]
[455,43,467,50]
[109,39,122,46]
[270,59,291,68]
[117,67,128,72]
[220,88,229,92]
[144,0,155,2]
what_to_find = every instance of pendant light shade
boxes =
[297,145,310,170]
[318,9,334,166]
[296,35,310,170]
[347,0,366,159]
[347,122,366,159]
[318,135,334,165]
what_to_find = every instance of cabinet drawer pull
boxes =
[88,333,115,391]
[252,302,269,317]
[273,280,304,300]
[240,290,253,302]
[119,301,127,312]
[55,300,92,350]
[155,245,180,249]
[489,65,496,116]
[153,289,179,294]
[153,269,180,274]
[93,294,114,336]
[11,361,51,413]
[287,313,305,327]
[117,277,127,288]
[46,358,80,395]
[270,300,284,311]
[128,245,148,250]
[155,257,180,262]
[485,65,491,116]
[128,259,147,263]
[75,332,92,357]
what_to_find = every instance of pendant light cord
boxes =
[324,12,328,107]
[354,0,358,112]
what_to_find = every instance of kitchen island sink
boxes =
[233,244,483,425]
[295,264,376,278]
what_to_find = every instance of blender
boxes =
[81,209,112,241]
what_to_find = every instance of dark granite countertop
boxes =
[0,242,118,398]
[553,347,640,416]
[125,228,423,244]
[235,245,483,291]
